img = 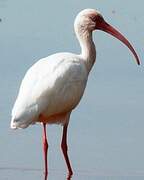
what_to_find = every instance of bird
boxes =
[10,8,140,177]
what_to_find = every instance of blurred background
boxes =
[0,0,144,179]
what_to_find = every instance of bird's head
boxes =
[74,9,104,32]
[74,9,140,65]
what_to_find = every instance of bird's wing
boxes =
[12,53,88,121]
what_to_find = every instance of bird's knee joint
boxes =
[43,140,48,149]
[61,143,68,152]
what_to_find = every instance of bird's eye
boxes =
[91,15,104,23]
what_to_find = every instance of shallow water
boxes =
[1,168,144,180]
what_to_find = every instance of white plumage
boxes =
[11,53,88,128]
[10,9,140,176]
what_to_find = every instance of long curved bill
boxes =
[97,21,140,65]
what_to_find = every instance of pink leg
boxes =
[61,124,73,175]
[42,123,48,177]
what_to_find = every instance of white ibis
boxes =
[10,9,140,177]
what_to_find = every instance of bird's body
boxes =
[10,9,140,177]
[11,52,88,128]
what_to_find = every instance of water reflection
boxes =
[44,172,47,180]
[66,172,73,180]
[44,172,73,180]
[0,166,74,180]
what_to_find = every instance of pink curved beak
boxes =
[97,20,140,65]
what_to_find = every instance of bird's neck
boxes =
[77,31,96,73]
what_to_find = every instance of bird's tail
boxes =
[10,117,30,129]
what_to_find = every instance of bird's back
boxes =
[11,53,88,129]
